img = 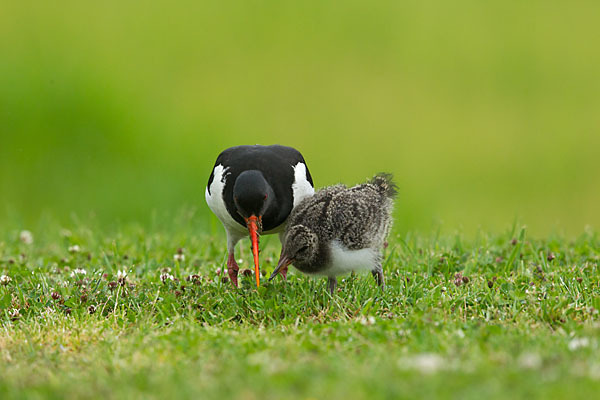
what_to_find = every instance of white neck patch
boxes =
[291,162,315,207]
[205,164,245,237]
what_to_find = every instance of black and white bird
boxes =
[205,145,314,288]
[270,174,397,294]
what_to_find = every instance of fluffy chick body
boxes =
[275,174,396,293]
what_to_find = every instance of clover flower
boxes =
[9,309,21,321]
[19,230,34,244]
[116,269,128,286]
[568,337,590,351]
[0,275,11,285]
[358,315,376,326]
[70,268,87,278]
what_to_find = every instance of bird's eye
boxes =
[297,245,309,253]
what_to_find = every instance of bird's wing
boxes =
[287,185,345,228]
[327,185,392,250]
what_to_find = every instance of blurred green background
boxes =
[1,1,599,235]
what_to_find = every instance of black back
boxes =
[207,145,314,231]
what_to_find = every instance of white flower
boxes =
[117,270,128,280]
[358,315,376,326]
[569,337,590,351]
[70,268,87,278]
[518,352,542,369]
[19,230,34,244]
[0,275,12,285]
[42,307,56,317]
[173,254,185,262]
[397,329,412,338]
[68,245,81,253]
[160,273,174,283]
[399,353,445,374]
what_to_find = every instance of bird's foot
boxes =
[227,253,240,288]
[327,277,337,295]
[279,265,288,281]
[371,269,385,291]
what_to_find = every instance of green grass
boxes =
[1,216,599,399]
[3,2,599,397]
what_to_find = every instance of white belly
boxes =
[315,240,379,277]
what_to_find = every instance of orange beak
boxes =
[245,215,261,288]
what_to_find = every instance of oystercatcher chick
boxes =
[206,145,314,288]
[270,174,396,294]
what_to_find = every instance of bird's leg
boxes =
[327,277,337,295]
[371,259,385,291]
[276,232,288,281]
[371,270,385,290]
[227,253,240,288]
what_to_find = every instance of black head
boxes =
[232,170,274,221]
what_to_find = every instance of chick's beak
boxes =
[245,215,261,288]
[269,253,293,281]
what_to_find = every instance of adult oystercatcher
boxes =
[205,145,314,288]
[270,174,396,294]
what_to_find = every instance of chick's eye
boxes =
[297,245,309,253]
